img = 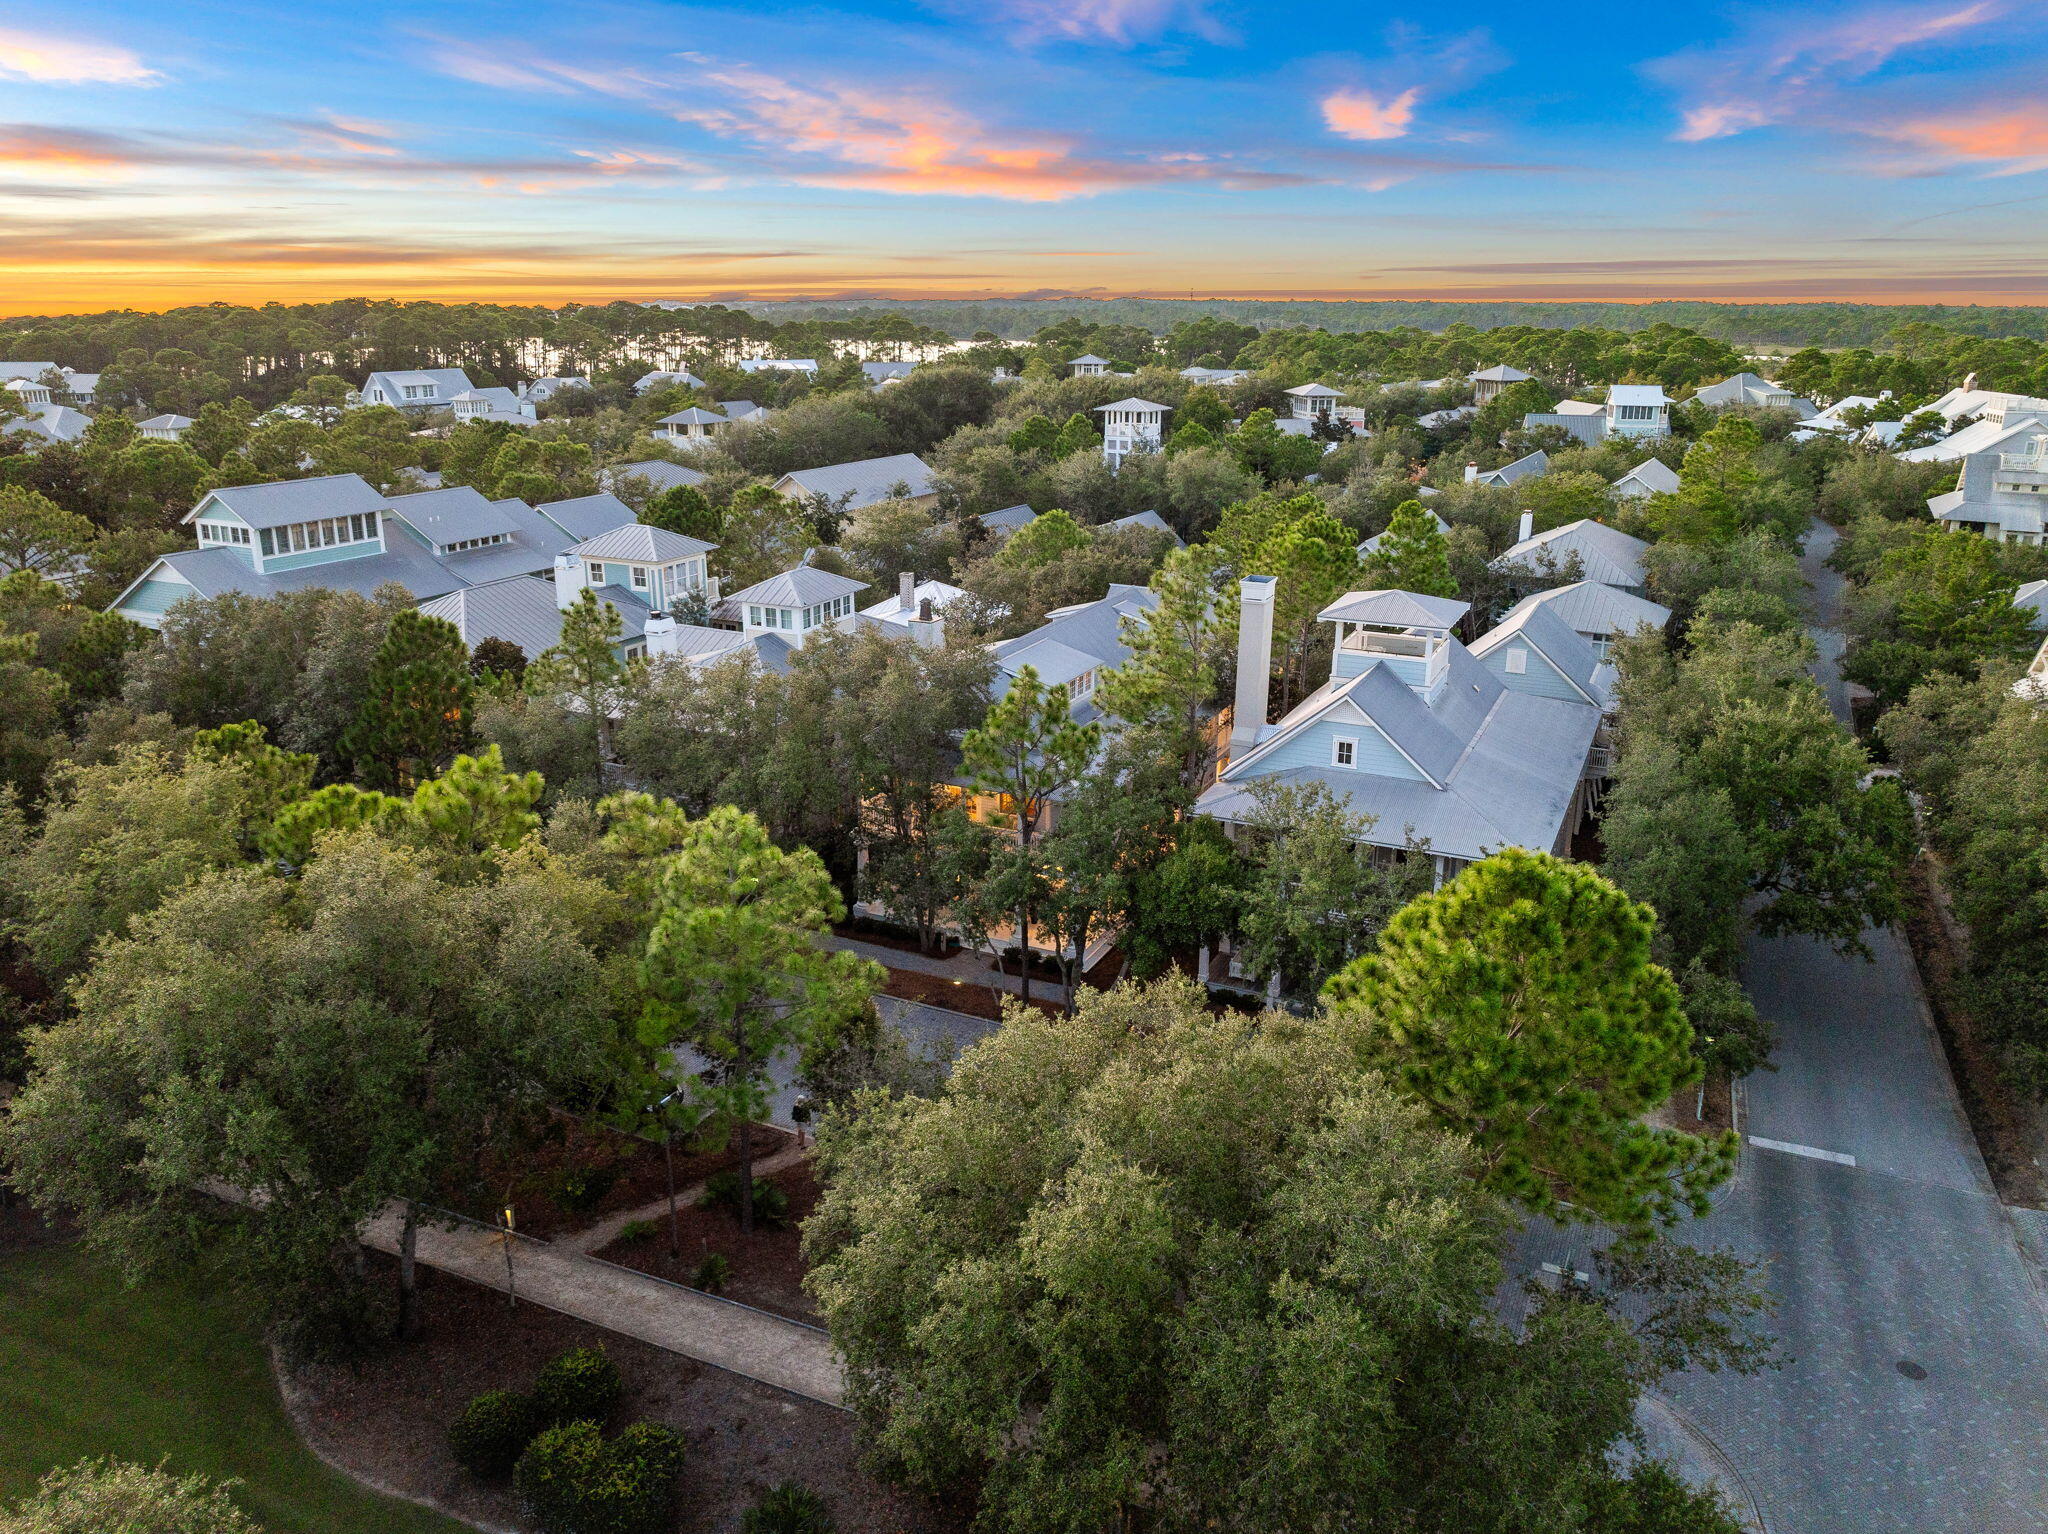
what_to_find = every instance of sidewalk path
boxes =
[364,1208,845,1408]
[818,932,1072,1008]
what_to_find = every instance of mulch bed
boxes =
[1899,851,2046,1208]
[444,1117,794,1242]
[284,1251,963,1534]
[1663,1069,1735,1135]
[881,966,1062,1021]
[595,1162,822,1325]
[832,919,962,959]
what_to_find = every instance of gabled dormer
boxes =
[558,523,719,615]
[1318,590,1472,696]
[182,473,389,573]
[723,566,868,642]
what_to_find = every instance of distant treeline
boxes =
[736,297,2048,348]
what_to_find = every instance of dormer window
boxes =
[258,512,378,558]
[197,522,252,547]
[443,533,509,554]
[1072,669,1096,697]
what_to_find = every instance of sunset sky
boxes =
[4,0,2048,313]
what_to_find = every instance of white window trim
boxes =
[1504,647,1528,675]
[1332,736,1357,768]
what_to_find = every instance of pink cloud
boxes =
[0,26,158,85]
[1874,101,2048,173]
[1650,1,2002,141]
[1322,87,1421,141]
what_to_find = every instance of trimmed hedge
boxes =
[448,1389,540,1480]
[513,1419,685,1534]
[532,1346,623,1429]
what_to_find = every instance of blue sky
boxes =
[3,0,2047,310]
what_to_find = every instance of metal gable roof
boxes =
[420,577,569,658]
[1093,397,1169,413]
[1613,457,1681,496]
[571,522,716,563]
[1286,382,1344,397]
[725,566,870,608]
[1318,589,1472,629]
[1471,599,1606,704]
[185,473,389,530]
[386,485,525,547]
[1607,384,1670,407]
[1471,364,1532,382]
[979,504,1038,533]
[1506,580,1670,638]
[609,460,708,494]
[776,452,934,509]
[537,493,639,543]
[1493,519,1649,589]
[1478,448,1549,486]
[997,637,1100,688]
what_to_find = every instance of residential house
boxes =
[1465,448,1548,488]
[773,451,936,513]
[5,375,54,409]
[723,566,868,643]
[58,370,98,404]
[535,492,641,544]
[1927,445,2048,544]
[635,370,706,394]
[653,407,734,446]
[553,521,717,648]
[721,400,768,422]
[1417,404,1478,429]
[736,358,819,375]
[1469,364,1533,403]
[1095,398,1170,468]
[1195,580,1606,887]
[2014,579,2048,628]
[1693,373,1817,417]
[977,504,1039,539]
[1611,457,1681,499]
[862,361,916,385]
[357,368,475,411]
[1794,394,1891,441]
[1068,354,1111,377]
[1180,365,1249,387]
[989,582,1161,727]
[3,405,92,446]
[1492,517,1651,595]
[1900,412,2048,466]
[1285,382,1345,422]
[1494,580,1670,659]
[450,388,538,426]
[1605,384,1672,439]
[1102,509,1184,547]
[138,413,194,442]
[607,459,708,496]
[860,571,965,632]
[522,376,589,404]
[379,485,575,584]
[1359,508,1450,559]
[420,576,611,664]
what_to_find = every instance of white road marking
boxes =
[1748,1135,1857,1167]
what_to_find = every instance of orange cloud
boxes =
[1878,103,2048,173]
[0,26,157,85]
[1322,87,1421,142]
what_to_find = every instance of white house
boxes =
[736,358,818,375]
[1611,457,1681,499]
[724,565,868,643]
[450,388,538,426]
[2013,578,2048,628]
[1694,373,1817,418]
[2,405,91,446]
[860,571,965,633]
[1494,580,1671,659]
[1466,448,1548,489]
[1470,364,1532,403]
[137,414,194,442]
[1068,353,1111,377]
[862,361,916,386]
[1606,384,1672,439]
[522,376,589,404]
[635,370,706,394]
[358,368,475,410]
[989,582,1161,727]
[1180,365,1249,387]
[5,375,54,409]
[1899,413,2048,466]
[653,407,733,445]
[1195,580,1606,886]
[1927,445,2048,545]
[1492,517,1651,594]
[1095,397,1170,468]
[773,452,936,512]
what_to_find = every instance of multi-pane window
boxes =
[1333,737,1356,768]
[257,513,379,558]
[443,533,508,554]
[197,521,252,547]
[630,566,649,589]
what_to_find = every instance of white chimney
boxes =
[1230,575,1277,760]
[643,612,676,656]
[554,553,581,610]
[1517,511,1534,543]
[899,570,915,611]
[909,596,943,648]
[1464,462,1479,484]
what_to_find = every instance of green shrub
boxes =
[532,1346,623,1429]
[742,1480,835,1534]
[698,1171,790,1228]
[448,1389,539,1479]
[690,1252,730,1293]
[554,1161,621,1215]
[514,1420,683,1534]
[616,1218,658,1245]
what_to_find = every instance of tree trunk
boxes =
[736,1020,755,1234]
[396,1201,420,1340]
[664,1127,680,1258]
[1016,809,1033,1005]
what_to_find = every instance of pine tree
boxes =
[638,805,881,1231]
[341,610,473,790]
[961,665,1100,1003]
[1051,412,1099,460]
[998,507,1092,570]
[1363,500,1458,598]
[1097,542,1224,790]
[1252,507,1360,707]
[644,484,720,542]
[1323,848,1737,1235]
[1007,414,1059,456]
[526,588,625,785]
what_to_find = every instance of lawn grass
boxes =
[0,1244,470,1533]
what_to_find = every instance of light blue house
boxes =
[1195,581,1607,883]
